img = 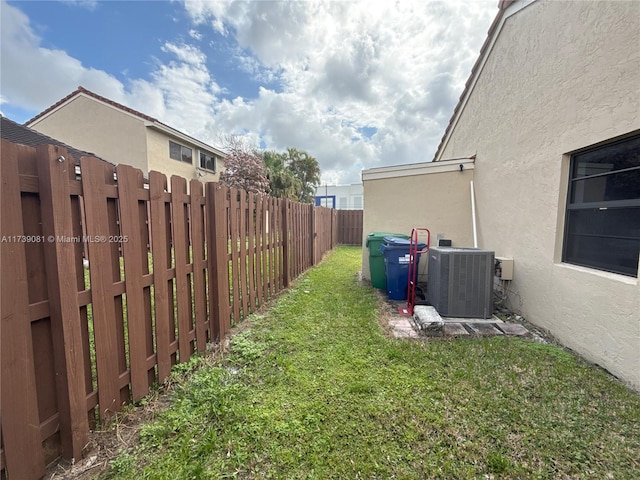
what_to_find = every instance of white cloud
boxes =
[0,0,125,111]
[58,0,98,11]
[0,0,497,184]
[183,0,497,183]
[0,0,223,148]
[188,29,203,41]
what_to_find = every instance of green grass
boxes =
[103,246,640,479]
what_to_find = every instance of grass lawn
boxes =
[104,246,640,479]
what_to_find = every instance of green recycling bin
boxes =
[366,232,410,289]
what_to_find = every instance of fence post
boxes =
[37,145,90,461]
[1,141,46,479]
[281,199,290,287]
[206,182,230,341]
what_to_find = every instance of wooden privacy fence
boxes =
[0,141,343,480]
[336,210,363,246]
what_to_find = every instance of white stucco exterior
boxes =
[435,0,640,389]
[27,88,224,185]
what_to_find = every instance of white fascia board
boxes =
[145,121,227,157]
[435,0,537,160]
[362,158,475,181]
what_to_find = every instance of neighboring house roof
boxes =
[0,114,107,163]
[433,0,520,161]
[25,86,226,159]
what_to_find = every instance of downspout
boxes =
[470,181,478,248]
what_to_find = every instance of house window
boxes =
[353,195,363,209]
[339,197,348,209]
[563,133,640,277]
[199,152,217,172]
[169,141,192,164]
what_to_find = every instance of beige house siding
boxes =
[362,160,475,283]
[437,0,640,388]
[29,95,148,172]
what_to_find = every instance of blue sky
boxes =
[1,0,497,184]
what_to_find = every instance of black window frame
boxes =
[199,151,218,172]
[169,140,193,164]
[562,133,640,277]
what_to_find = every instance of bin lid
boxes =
[366,232,409,247]
[380,240,427,255]
[382,236,426,249]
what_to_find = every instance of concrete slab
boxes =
[413,306,443,324]
[388,318,413,328]
[496,323,529,336]
[467,323,503,336]
[393,326,420,338]
[443,323,470,336]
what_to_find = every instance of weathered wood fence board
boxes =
[1,142,46,479]
[337,210,363,245]
[0,140,360,479]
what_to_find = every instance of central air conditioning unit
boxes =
[427,247,495,319]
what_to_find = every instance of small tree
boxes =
[286,148,320,203]
[219,136,269,194]
[263,150,302,200]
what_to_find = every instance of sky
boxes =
[0,0,497,185]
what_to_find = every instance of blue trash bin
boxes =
[380,236,426,301]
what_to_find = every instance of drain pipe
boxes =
[470,181,478,248]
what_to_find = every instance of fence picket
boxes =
[190,179,208,351]
[229,188,240,324]
[239,190,249,319]
[247,193,257,311]
[206,182,231,340]
[171,176,193,363]
[256,195,266,307]
[149,171,173,382]
[117,164,154,402]
[81,156,128,419]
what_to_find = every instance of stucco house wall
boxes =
[361,159,475,283]
[28,95,149,172]
[436,0,640,388]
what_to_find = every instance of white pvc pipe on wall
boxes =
[470,180,478,248]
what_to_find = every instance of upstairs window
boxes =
[199,152,218,172]
[169,141,192,164]
[563,134,640,277]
